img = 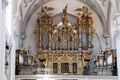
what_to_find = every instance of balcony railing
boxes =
[16,66,117,76]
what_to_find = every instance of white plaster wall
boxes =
[9,8,23,80]
[12,0,23,17]
[115,37,120,80]
[6,1,23,80]
[9,36,16,80]
[24,13,37,56]
[96,0,109,20]
[24,0,105,56]
[0,0,7,79]
[9,18,18,80]
[110,0,117,12]
[20,0,36,20]
[113,15,120,80]
[114,16,120,80]
[116,0,120,12]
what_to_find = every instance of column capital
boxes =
[103,33,110,38]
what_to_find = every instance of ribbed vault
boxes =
[19,0,107,35]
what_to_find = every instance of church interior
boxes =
[0,0,120,80]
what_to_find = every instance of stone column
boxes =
[0,0,7,80]
[103,34,111,50]
[115,36,120,80]
[114,16,120,80]
[115,37,120,79]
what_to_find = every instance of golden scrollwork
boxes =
[36,6,55,35]
[33,5,96,74]
[75,6,93,25]
[61,54,69,61]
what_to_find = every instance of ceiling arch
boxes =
[19,0,107,35]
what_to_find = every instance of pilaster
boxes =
[114,16,120,80]
[0,0,7,80]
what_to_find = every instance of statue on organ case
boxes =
[62,5,68,26]
[75,6,95,50]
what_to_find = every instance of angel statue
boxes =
[61,5,68,26]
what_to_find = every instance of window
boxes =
[61,63,69,73]
[53,63,58,73]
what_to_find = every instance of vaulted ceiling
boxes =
[12,0,119,36]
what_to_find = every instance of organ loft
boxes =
[15,5,117,75]
[34,5,95,74]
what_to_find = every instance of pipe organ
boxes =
[15,5,117,76]
[34,5,95,74]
